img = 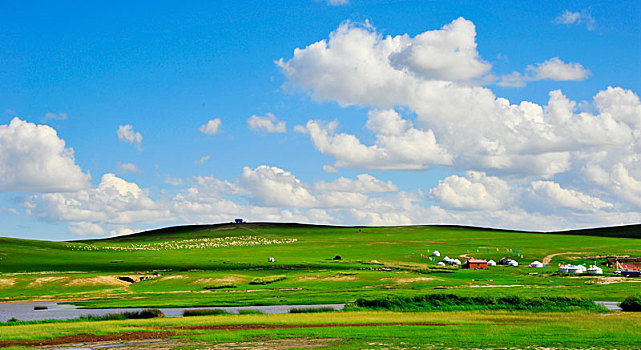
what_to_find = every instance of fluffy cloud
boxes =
[248,113,286,133]
[117,125,143,151]
[390,18,491,82]
[279,19,640,181]
[500,58,590,87]
[0,117,90,192]
[299,110,452,170]
[240,166,317,207]
[200,118,222,135]
[529,181,612,211]
[25,173,170,225]
[430,172,511,210]
[554,10,595,30]
[68,221,105,236]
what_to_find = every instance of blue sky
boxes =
[1,1,640,240]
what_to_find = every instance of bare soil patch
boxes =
[27,276,66,287]
[0,331,176,348]
[0,278,16,289]
[66,276,131,287]
[542,252,588,265]
[380,276,436,283]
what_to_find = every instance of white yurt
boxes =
[559,265,569,273]
[508,260,519,267]
[436,262,446,266]
[432,250,441,257]
[487,259,496,266]
[587,266,603,275]
[529,261,543,268]
[450,259,461,265]
[575,265,587,273]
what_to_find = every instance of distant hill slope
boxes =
[76,222,641,243]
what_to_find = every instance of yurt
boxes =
[587,266,603,275]
[508,260,519,267]
[432,250,441,257]
[436,262,446,266]
[487,259,496,266]
[529,261,543,268]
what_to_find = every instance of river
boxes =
[0,301,345,322]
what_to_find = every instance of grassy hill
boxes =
[0,223,639,307]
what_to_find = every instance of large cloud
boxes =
[25,173,169,226]
[0,118,90,192]
[279,19,640,181]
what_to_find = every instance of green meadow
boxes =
[1,223,641,348]
[0,310,640,349]
[0,223,639,308]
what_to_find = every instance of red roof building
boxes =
[463,257,488,269]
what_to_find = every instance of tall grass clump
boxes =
[620,295,641,311]
[81,309,164,321]
[249,275,286,285]
[289,307,336,313]
[203,283,236,290]
[352,294,603,312]
[183,309,229,316]
[238,309,263,315]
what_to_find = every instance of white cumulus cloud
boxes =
[430,171,511,210]
[117,125,143,151]
[248,113,286,133]
[200,118,222,135]
[0,117,90,192]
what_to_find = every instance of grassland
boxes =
[0,310,640,349]
[0,223,639,308]
[0,223,640,348]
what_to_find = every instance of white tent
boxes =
[436,262,446,266]
[587,266,603,275]
[508,260,519,267]
[432,250,441,257]
[529,261,543,268]
[487,259,496,266]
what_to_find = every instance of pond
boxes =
[0,301,345,322]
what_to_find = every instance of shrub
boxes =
[183,309,229,317]
[81,309,164,321]
[620,295,641,311]
[204,283,236,290]
[352,294,601,312]
[249,275,286,285]
[238,309,263,315]
[289,307,336,313]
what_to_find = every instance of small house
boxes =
[463,257,488,269]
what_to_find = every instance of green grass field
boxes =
[0,223,639,308]
[1,223,640,348]
[0,310,640,349]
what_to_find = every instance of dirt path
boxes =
[542,252,587,265]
